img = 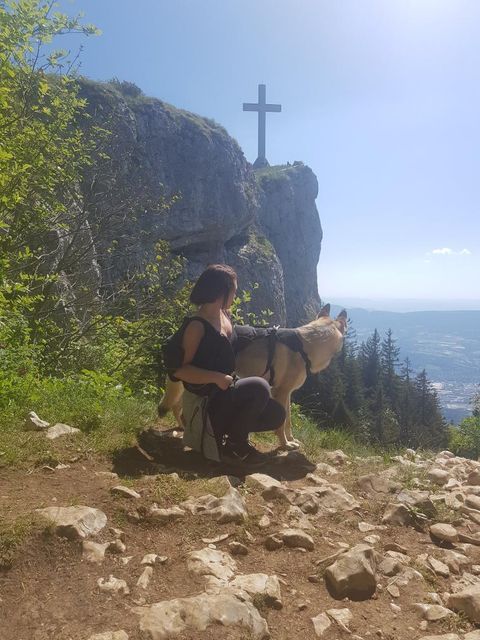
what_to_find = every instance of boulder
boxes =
[281,528,314,551]
[428,468,450,485]
[430,523,458,545]
[229,573,282,609]
[311,613,331,637]
[97,575,130,595]
[186,547,237,581]
[448,585,480,623]
[324,544,376,601]
[358,474,401,495]
[45,423,80,439]
[82,541,109,564]
[24,411,49,431]
[36,506,107,539]
[382,503,413,526]
[414,603,454,621]
[181,488,247,523]
[147,505,185,524]
[110,485,141,500]
[245,473,282,493]
[134,592,269,640]
[137,566,153,589]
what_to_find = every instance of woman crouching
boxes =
[171,264,285,464]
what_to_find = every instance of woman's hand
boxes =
[214,373,234,390]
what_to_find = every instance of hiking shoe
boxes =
[220,441,266,466]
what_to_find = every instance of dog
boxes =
[158,304,347,450]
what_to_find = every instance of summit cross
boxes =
[243,84,281,168]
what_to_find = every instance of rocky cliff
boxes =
[78,80,322,326]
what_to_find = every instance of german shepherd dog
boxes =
[158,304,347,450]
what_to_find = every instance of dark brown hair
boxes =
[190,264,237,307]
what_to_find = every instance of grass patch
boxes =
[154,474,189,505]
[153,474,230,506]
[0,377,156,469]
[0,515,41,569]
[253,404,390,461]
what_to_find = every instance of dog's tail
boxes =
[158,377,184,418]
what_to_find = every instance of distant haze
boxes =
[326,297,480,313]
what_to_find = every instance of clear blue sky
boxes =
[61,0,480,308]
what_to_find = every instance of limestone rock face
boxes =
[256,164,322,325]
[77,81,322,327]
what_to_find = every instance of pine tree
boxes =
[398,358,414,445]
[412,369,447,448]
[361,329,382,396]
[381,329,400,408]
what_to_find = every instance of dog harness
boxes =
[233,325,312,386]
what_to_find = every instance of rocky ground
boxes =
[3,422,480,640]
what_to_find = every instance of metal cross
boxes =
[243,84,281,168]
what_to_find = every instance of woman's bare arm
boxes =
[173,320,232,389]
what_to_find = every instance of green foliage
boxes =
[295,325,448,449]
[449,415,480,459]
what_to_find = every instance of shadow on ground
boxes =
[112,428,316,481]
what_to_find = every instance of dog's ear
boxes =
[317,303,330,318]
[335,309,348,334]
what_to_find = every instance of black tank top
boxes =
[184,316,236,396]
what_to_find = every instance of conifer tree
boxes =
[381,329,400,407]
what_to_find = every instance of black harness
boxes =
[233,325,312,386]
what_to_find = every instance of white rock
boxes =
[430,523,458,545]
[97,575,130,595]
[141,553,160,566]
[448,585,480,623]
[414,603,454,621]
[363,535,380,545]
[258,515,271,529]
[137,566,153,590]
[110,485,141,499]
[326,607,352,632]
[281,528,314,551]
[134,592,269,640]
[201,533,229,544]
[36,505,107,539]
[358,521,385,533]
[82,540,109,564]
[229,573,282,609]
[311,612,332,637]
[187,547,237,581]
[181,488,247,523]
[387,584,400,598]
[245,473,282,493]
[45,423,80,439]
[148,505,185,524]
[428,556,450,578]
[390,603,401,612]
[24,411,49,431]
